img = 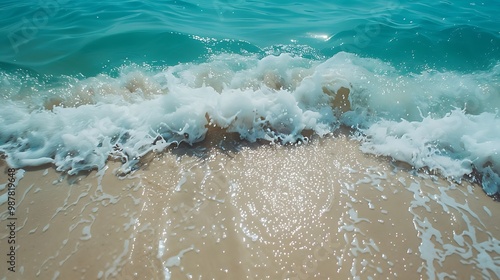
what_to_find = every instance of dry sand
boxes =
[1,134,499,279]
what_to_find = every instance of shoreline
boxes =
[1,134,499,279]
[3,125,496,200]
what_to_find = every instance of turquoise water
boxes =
[1,0,498,75]
[0,1,499,195]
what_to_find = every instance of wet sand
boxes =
[1,134,499,279]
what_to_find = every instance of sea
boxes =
[0,0,499,193]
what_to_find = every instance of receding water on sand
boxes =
[1,134,498,280]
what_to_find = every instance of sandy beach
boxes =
[1,133,499,280]
[2,0,499,279]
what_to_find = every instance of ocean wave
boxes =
[0,52,498,195]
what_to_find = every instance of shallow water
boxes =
[1,136,499,279]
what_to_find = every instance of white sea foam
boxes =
[0,53,498,193]
[357,110,500,194]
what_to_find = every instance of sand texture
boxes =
[1,135,499,279]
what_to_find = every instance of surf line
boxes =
[5,168,17,273]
